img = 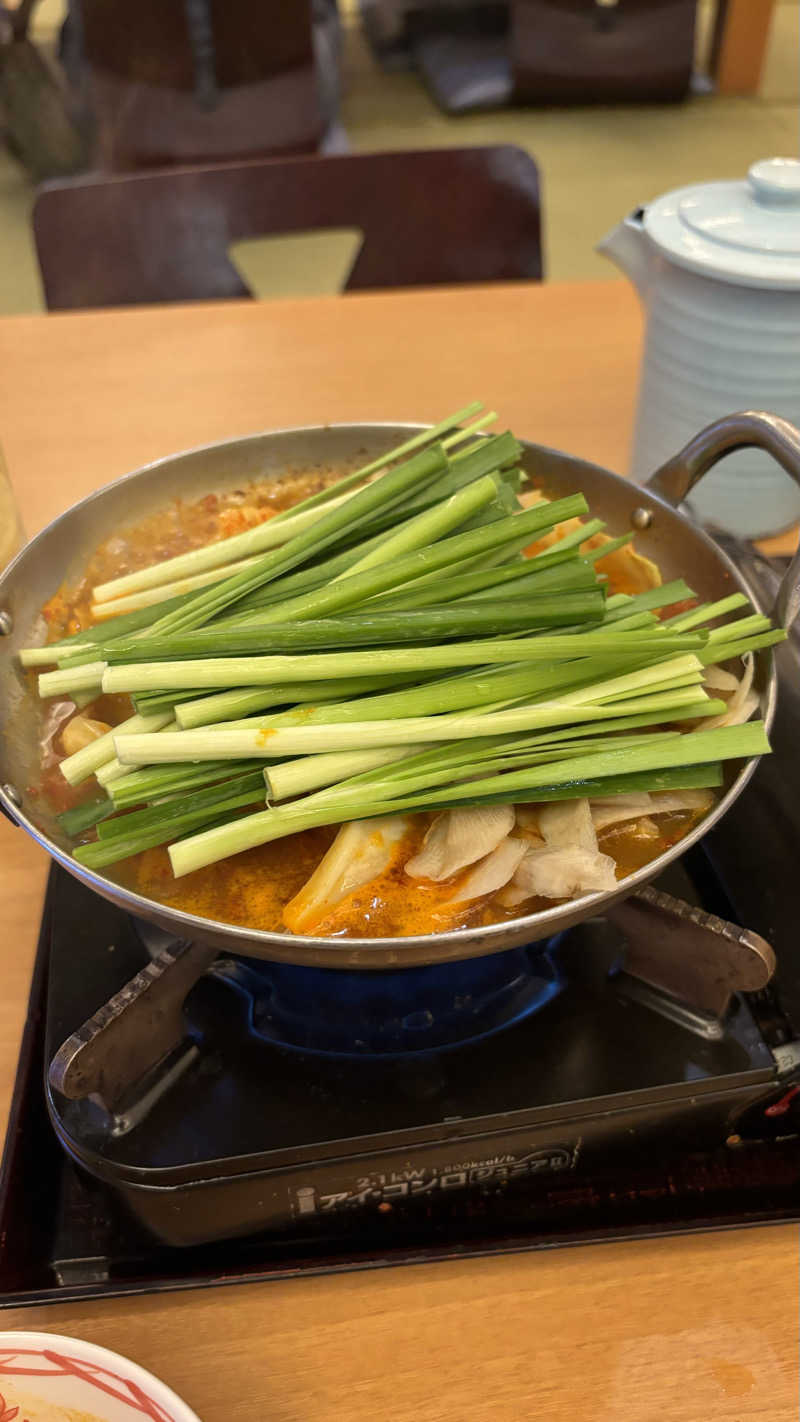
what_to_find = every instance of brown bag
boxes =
[511,0,697,104]
[0,0,88,178]
[76,0,324,169]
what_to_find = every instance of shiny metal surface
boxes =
[0,418,790,968]
[47,881,779,1113]
[607,883,776,1021]
[49,938,217,1114]
[648,410,800,627]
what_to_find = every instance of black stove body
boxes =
[36,860,794,1251]
[2,577,800,1304]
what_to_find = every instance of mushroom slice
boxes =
[448,837,528,905]
[590,792,653,831]
[498,845,618,907]
[539,798,597,852]
[284,815,411,933]
[514,805,545,843]
[405,805,515,882]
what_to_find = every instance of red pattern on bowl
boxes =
[0,1336,199,1422]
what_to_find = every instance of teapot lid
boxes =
[643,157,800,288]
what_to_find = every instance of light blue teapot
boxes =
[598,157,800,537]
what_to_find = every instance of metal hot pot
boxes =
[1,410,799,969]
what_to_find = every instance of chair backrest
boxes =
[32,147,543,310]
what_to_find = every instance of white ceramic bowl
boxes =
[0,1333,200,1421]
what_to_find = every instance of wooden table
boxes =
[0,281,797,1421]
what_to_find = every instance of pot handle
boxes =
[646,410,800,628]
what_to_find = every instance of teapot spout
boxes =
[596,211,652,298]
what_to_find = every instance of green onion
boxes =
[265,746,422,802]
[223,655,658,735]
[206,492,591,633]
[95,756,137,788]
[20,642,95,669]
[378,555,595,612]
[267,401,485,521]
[441,410,497,451]
[706,614,771,645]
[584,533,634,562]
[214,517,434,618]
[148,442,450,637]
[528,517,606,561]
[320,707,725,804]
[667,594,750,629]
[38,660,108,698]
[115,679,711,766]
[101,631,706,695]
[96,770,266,840]
[168,743,739,878]
[358,432,522,537]
[602,579,695,621]
[390,764,725,815]
[94,715,180,787]
[700,627,786,664]
[263,721,715,805]
[461,560,597,603]
[108,758,262,809]
[379,721,767,809]
[34,399,775,899]
[18,586,205,667]
[330,472,499,580]
[58,797,115,837]
[173,673,421,730]
[90,554,262,618]
[102,593,606,664]
[91,490,360,605]
[58,710,173,786]
[75,774,265,869]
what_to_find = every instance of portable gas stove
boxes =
[2,555,800,1308]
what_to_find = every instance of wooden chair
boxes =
[32,146,543,310]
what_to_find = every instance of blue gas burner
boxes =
[214,943,564,1058]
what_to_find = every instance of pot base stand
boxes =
[50,881,778,1126]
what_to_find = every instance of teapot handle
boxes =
[646,411,800,628]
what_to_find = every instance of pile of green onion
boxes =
[22,401,780,885]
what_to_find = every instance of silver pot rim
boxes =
[0,420,775,969]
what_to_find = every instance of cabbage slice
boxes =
[284,814,411,932]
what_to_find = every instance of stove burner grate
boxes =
[212,944,563,1057]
